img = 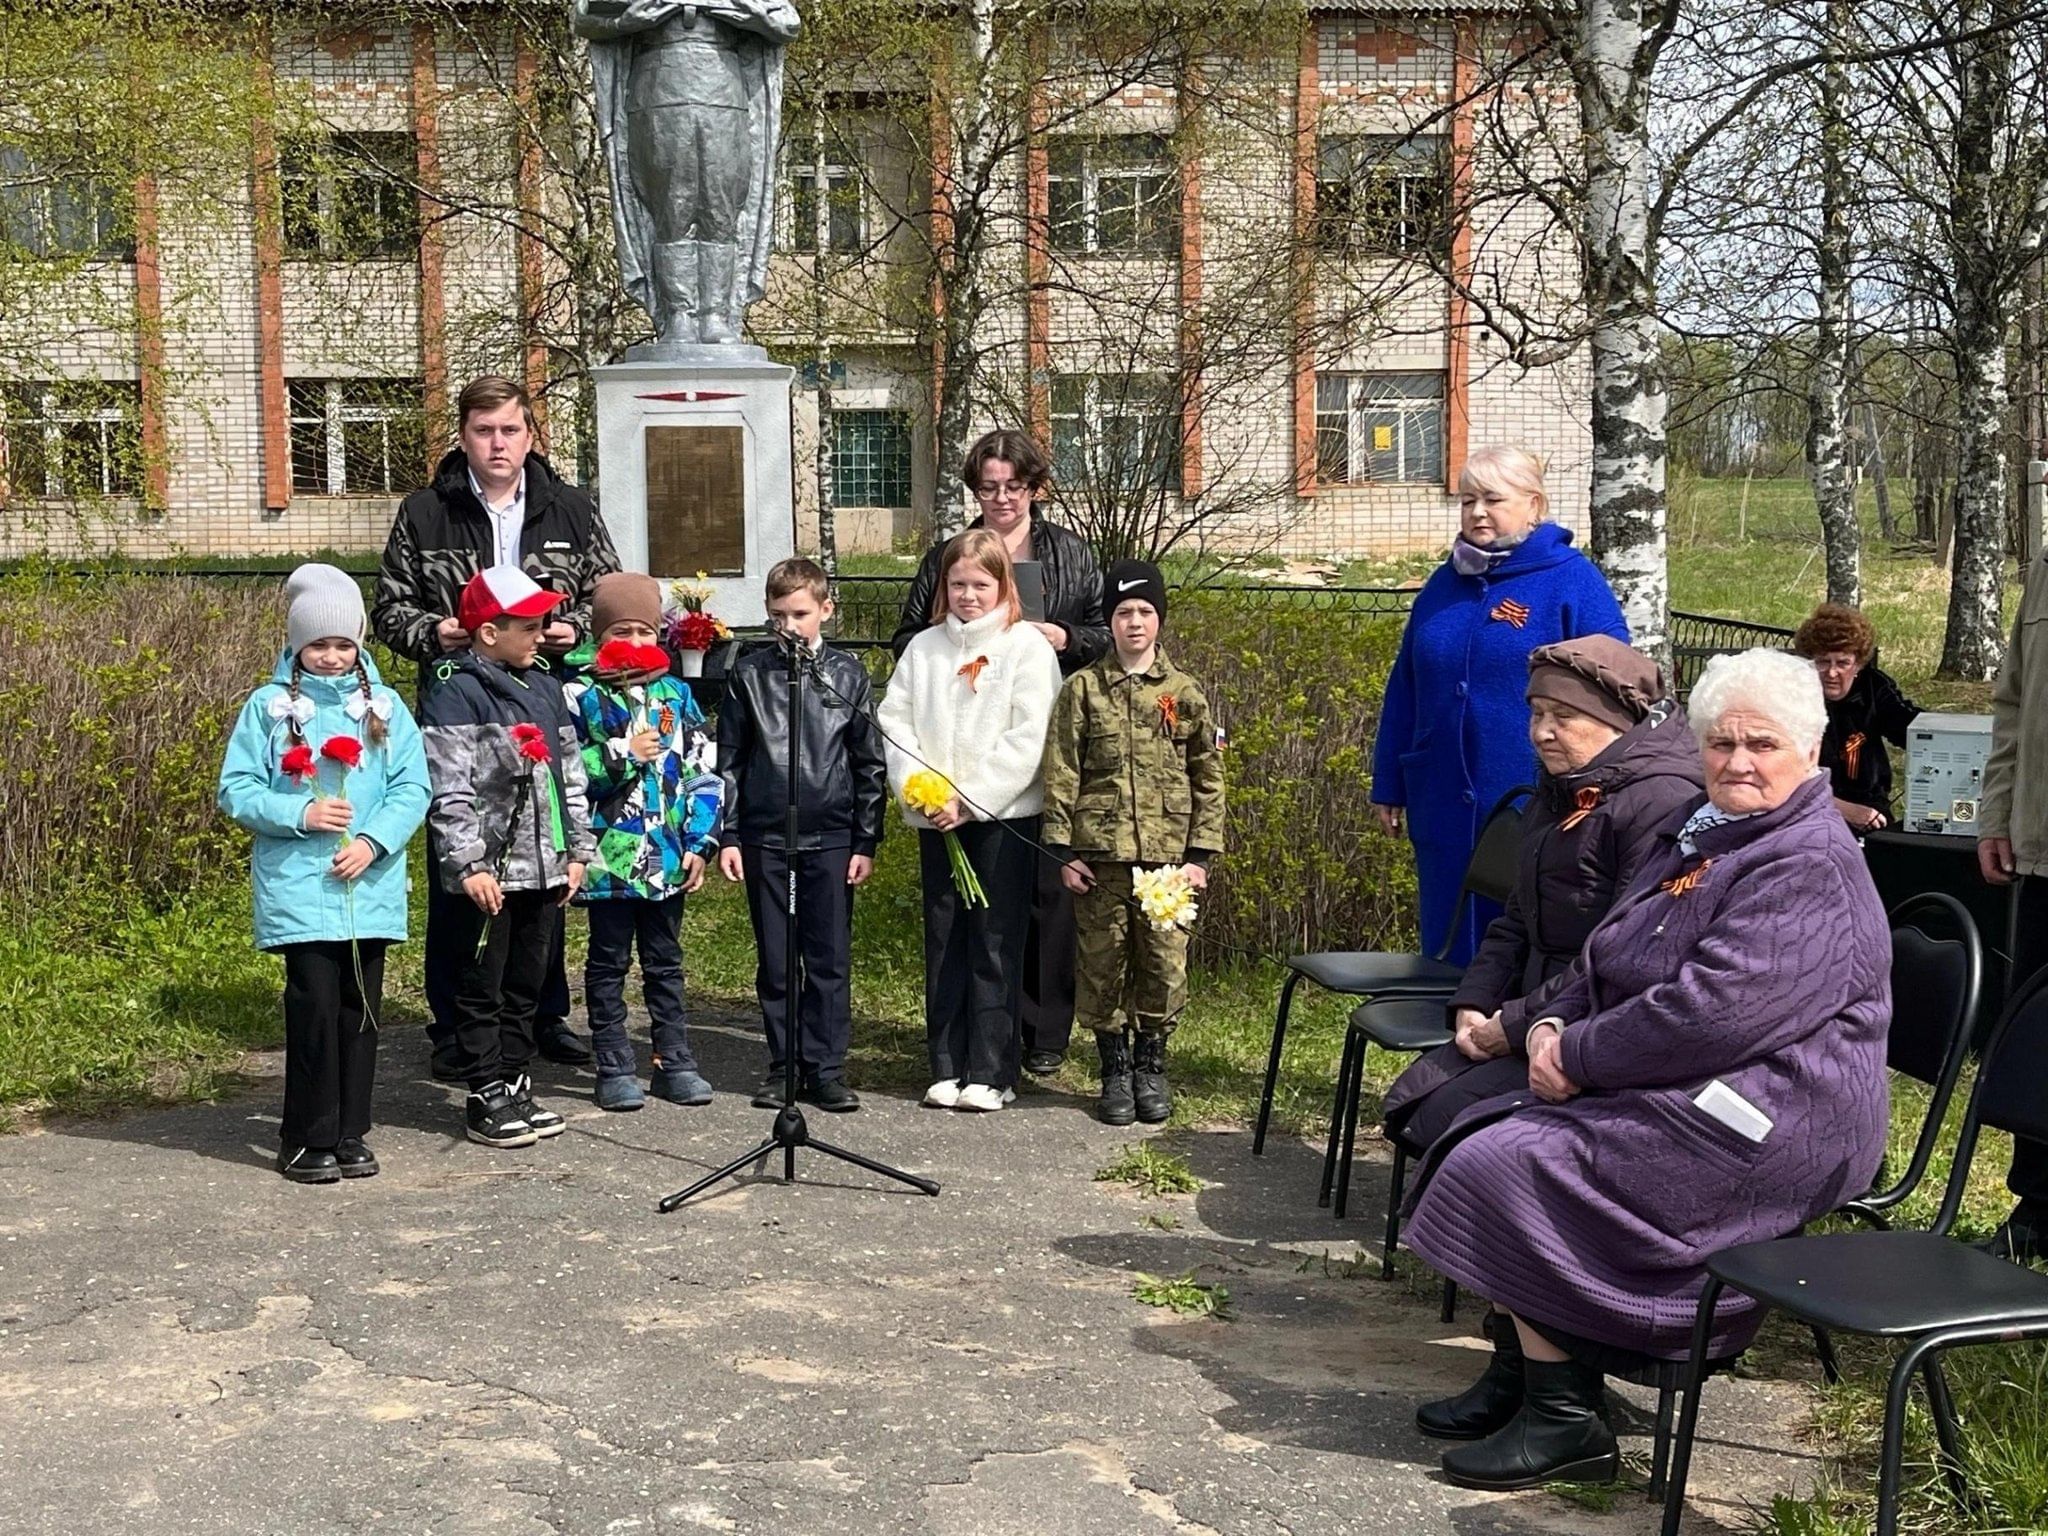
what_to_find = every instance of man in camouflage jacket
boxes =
[1040,560,1225,1126]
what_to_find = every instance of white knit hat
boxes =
[284,563,367,655]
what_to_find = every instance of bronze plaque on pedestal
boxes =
[645,424,746,576]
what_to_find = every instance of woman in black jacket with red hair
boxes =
[1793,601,1921,833]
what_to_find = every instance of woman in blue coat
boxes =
[218,566,430,1183]
[1370,449,1628,963]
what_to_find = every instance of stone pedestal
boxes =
[592,357,795,629]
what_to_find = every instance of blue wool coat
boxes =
[1370,523,1628,962]
[217,650,431,951]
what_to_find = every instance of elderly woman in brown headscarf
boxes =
[1382,637,1704,1161]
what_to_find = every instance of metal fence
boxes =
[1669,608,1796,699]
[4,562,1793,695]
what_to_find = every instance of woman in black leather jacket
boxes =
[888,431,1109,675]
[889,430,1109,1076]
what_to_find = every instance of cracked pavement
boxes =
[0,1007,1819,1533]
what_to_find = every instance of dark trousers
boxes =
[280,940,387,1149]
[742,844,854,1082]
[423,864,463,1046]
[585,897,693,1079]
[2008,875,2048,1204]
[1021,848,1077,1056]
[444,888,559,1090]
[920,819,1036,1089]
[427,861,570,1042]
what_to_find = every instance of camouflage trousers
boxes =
[1073,860,1188,1038]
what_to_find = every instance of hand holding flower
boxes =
[628,728,662,763]
[1178,862,1209,891]
[304,797,355,834]
[330,837,376,881]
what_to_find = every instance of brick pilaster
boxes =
[1291,22,1320,498]
[413,25,448,451]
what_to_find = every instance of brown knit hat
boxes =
[591,571,663,639]
[1525,636,1665,731]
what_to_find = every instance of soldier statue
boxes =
[574,0,801,356]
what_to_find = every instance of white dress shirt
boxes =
[469,467,528,569]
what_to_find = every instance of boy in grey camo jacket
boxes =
[421,565,597,1148]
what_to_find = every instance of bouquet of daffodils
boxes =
[1132,865,1199,932]
[903,769,987,908]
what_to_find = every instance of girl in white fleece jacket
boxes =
[878,529,1062,1111]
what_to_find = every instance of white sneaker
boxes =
[955,1083,1005,1113]
[923,1079,963,1109]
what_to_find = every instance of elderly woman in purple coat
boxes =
[1401,648,1891,1492]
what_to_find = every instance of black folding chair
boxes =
[1252,784,1532,1157]
[1798,892,1985,1385]
[1660,963,2048,1536]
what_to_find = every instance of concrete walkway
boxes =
[0,1009,1819,1534]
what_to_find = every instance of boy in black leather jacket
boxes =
[715,558,887,1112]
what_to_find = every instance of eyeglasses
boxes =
[974,482,1031,501]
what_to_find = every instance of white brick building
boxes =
[0,2,1592,561]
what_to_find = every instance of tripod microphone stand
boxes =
[659,625,939,1212]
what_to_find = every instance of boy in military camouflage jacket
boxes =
[1040,560,1225,1126]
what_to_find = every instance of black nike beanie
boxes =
[1103,559,1167,622]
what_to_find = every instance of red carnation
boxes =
[320,735,365,770]
[671,612,720,652]
[510,722,552,763]
[631,642,669,673]
[595,638,642,674]
[281,744,317,782]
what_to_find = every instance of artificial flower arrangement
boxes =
[1132,865,1200,932]
[902,769,987,908]
[665,572,732,673]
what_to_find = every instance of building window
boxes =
[785,138,864,255]
[2,381,142,497]
[1315,134,1448,257]
[831,409,912,507]
[280,133,419,260]
[0,146,130,259]
[289,379,427,495]
[1047,135,1177,256]
[1049,374,1180,492]
[1316,372,1445,485]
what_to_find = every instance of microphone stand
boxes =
[659,623,939,1211]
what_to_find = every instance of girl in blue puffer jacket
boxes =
[218,565,430,1185]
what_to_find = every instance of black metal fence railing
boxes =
[1668,608,1796,699]
[6,561,1792,698]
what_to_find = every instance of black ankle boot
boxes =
[1417,1314,1524,1440]
[1132,1031,1171,1124]
[1440,1356,1618,1490]
[1096,1031,1136,1126]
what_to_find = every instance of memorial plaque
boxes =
[645,423,746,576]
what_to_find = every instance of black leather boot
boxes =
[1440,1356,1618,1490]
[1416,1312,1524,1440]
[1132,1031,1172,1124]
[1096,1031,1136,1126]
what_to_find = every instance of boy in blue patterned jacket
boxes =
[572,573,725,1110]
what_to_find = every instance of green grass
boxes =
[1132,1270,1231,1318]
[0,887,297,1127]
[1094,1142,1205,1196]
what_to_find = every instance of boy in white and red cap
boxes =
[421,565,596,1149]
